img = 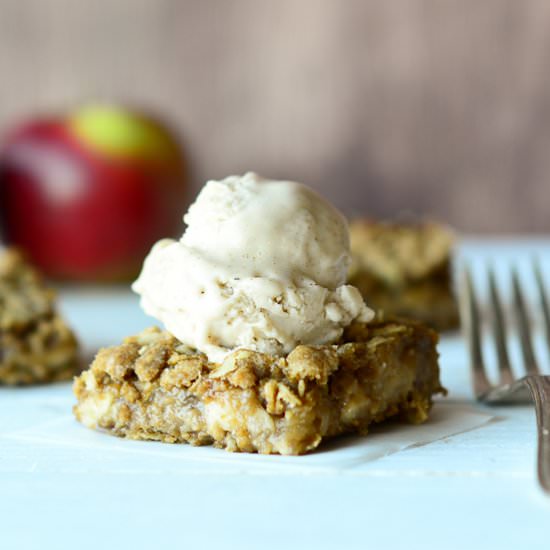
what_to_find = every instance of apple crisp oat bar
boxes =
[73,320,444,455]
[0,248,79,384]
[349,220,459,331]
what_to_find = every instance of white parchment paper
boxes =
[0,390,493,474]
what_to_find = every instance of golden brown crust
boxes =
[73,320,445,455]
[0,248,80,385]
[349,220,459,331]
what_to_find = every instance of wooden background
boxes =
[1,0,549,232]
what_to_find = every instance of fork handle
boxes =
[524,377,550,493]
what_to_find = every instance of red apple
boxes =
[0,104,187,281]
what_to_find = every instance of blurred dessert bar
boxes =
[0,248,79,384]
[73,319,444,455]
[348,220,459,331]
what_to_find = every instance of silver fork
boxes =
[460,262,550,494]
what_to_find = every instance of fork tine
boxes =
[511,268,540,375]
[460,266,491,397]
[488,266,515,385]
[533,259,550,358]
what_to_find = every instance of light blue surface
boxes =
[1,238,550,550]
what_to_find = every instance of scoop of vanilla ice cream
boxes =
[132,172,373,361]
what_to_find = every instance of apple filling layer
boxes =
[0,249,80,385]
[73,320,444,455]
